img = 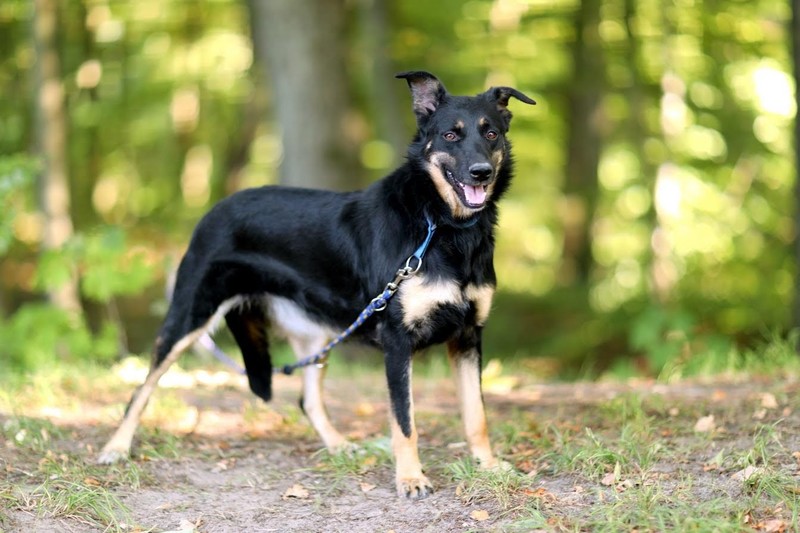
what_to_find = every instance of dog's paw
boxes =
[328,440,359,456]
[396,474,434,499]
[96,446,129,465]
[477,456,514,472]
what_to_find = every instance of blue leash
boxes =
[275,213,438,375]
[201,214,439,376]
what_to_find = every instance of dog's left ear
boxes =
[396,71,447,123]
[486,87,537,128]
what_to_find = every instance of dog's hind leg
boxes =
[96,326,206,464]
[288,335,349,452]
[225,303,272,402]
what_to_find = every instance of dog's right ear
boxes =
[395,71,447,122]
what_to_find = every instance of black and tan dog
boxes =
[97,71,535,498]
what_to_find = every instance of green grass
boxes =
[1,334,799,531]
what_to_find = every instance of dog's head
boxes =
[397,71,535,220]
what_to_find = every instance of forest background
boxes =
[1,0,799,379]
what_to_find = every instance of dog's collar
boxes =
[447,216,479,229]
[414,211,478,261]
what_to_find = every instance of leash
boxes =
[274,213,437,375]
[200,214,439,375]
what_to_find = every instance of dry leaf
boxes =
[524,487,556,503]
[360,482,376,493]
[694,415,716,433]
[470,509,490,522]
[711,389,727,402]
[355,402,375,416]
[481,359,520,393]
[162,519,198,533]
[83,477,101,487]
[756,518,787,532]
[753,408,767,420]
[600,472,617,486]
[282,483,310,499]
[760,393,778,409]
[732,465,761,483]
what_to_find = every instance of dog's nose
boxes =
[469,163,493,182]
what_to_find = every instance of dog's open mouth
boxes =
[445,169,488,208]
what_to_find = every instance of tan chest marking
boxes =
[399,276,462,327]
[465,284,494,326]
[399,276,495,328]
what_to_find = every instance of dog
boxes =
[97,71,535,499]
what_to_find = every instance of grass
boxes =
[11,479,131,532]
[0,334,799,530]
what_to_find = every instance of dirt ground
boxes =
[2,365,799,532]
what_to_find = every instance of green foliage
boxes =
[0,304,119,371]
[0,0,797,374]
[0,155,37,254]
[623,304,735,377]
[34,227,155,303]
[80,227,155,302]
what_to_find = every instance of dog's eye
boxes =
[485,130,498,141]
[442,131,458,142]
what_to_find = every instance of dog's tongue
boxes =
[464,184,486,205]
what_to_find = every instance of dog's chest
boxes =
[397,275,494,330]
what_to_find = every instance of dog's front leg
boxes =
[385,345,432,499]
[447,331,505,470]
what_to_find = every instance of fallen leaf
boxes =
[600,472,616,486]
[694,415,715,433]
[481,359,520,393]
[470,509,490,522]
[732,465,761,483]
[756,518,786,532]
[761,393,778,409]
[282,484,310,499]
[524,487,556,503]
[162,518,198,533]
[360,482,376,493]
[355,402,375,416]
[83,477,101,487]
[753,408,767,420]
[616,479,634,492]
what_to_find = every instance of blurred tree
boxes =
[246,0,361,190]
[793,0,800,333]
[562,0,604,284]
[358,0,407,163]
[32,0,81,315]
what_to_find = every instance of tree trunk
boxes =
[33,0,81,315]
[246,0,360,191]
[359,0,407,163]
[562,0,604,284]
[792,0,800,333]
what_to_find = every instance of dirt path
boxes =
[2,367,799,532]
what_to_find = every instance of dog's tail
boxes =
[163,268,248,375]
